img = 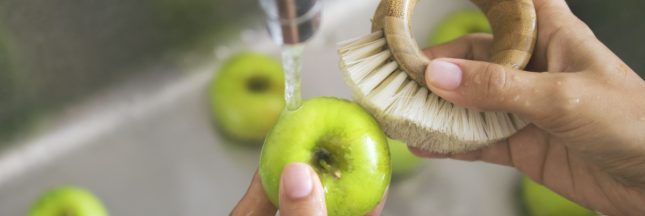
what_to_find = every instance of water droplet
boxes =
[569,98,581,104]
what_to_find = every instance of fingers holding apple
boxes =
[29,186,108,216]
[209,52,285,144]
[232,164,387,216]
[278,163,327,216]
[231,170,278,216]
[259,97,391,216]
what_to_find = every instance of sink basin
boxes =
[0,0,641,215]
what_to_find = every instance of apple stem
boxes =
[333,170,342,178]
[315,148,342,179]
[320,160,341,179]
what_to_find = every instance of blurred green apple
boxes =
[429,9,491,46]
[522,177,595,216]
[260,97,391,216]
[209,52,284,144]
[29,186,108,216]
[388,138,422,178]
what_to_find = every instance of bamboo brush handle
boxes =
[372,0,537,87]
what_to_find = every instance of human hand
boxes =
[230,163,386,216]
[414,0,645,215]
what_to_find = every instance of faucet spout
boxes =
[260,0,322,45]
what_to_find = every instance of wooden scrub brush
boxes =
[338,0,537,153]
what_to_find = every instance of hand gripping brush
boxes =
[338,0,537,153]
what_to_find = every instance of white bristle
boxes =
[337,31,384,49]
[487,112,504,141]
[337,30,529,153]
[347,51,391,82]
[453,108,469,140]
[468,109,487,141]
[512,114,528,128]
[423,94,441,130]
[359,61,399,94]
[436,101,454,134]
[402,88,430,131]
[385,80,419,115]
[367,71,408,110]
[341,38,387,62]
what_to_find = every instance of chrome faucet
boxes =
[259,0,322,45]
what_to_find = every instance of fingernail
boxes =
[427,60,462,90]
[282,163,313,200]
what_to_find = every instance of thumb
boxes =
[279,163,327,216]
[425,58,555,119]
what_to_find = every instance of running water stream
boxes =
[281,44,304,111]
[260,0,321,110]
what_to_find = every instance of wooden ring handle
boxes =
[372,0,537,87]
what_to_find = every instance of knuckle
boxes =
[549,75,583,114]
[570,18,596,38]
[479,63,512,101]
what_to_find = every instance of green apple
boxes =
[388,138,422,178]
[209,52,285,144]
[29,186,108,216]
[260,97,391,216]
[429,9,491,46]
[522,177,595,216]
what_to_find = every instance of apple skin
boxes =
[388,138,422,178]
[260,97,391,216]
[209,52,285,144]
[429,9,491,46]
[522,177,595,216]
[29,186,108,216]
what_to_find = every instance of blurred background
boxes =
[0,0,643,215]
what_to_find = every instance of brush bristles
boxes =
[338,31,529,153]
